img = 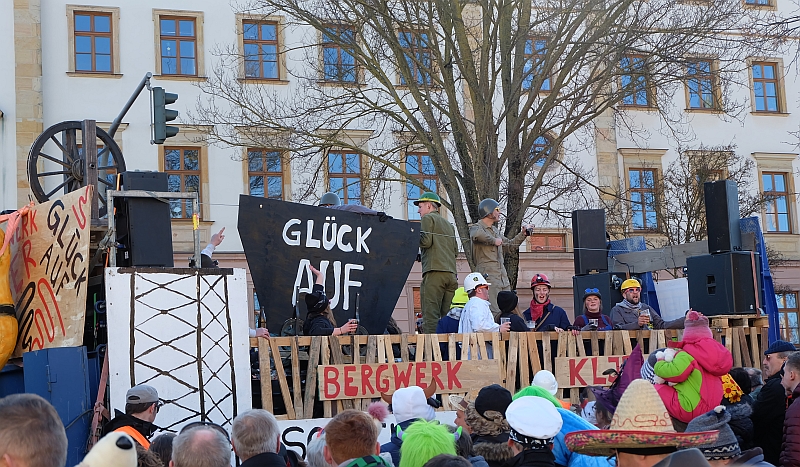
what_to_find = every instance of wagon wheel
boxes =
[28,121,126,217]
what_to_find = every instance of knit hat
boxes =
[497,291,518,315]
[390,386,436,423]
[475,384,513,418]
[582,288,602,302]
[682,310,712,342]
[565,380,719,456]
[451,287,469,308]
[684,406,741,460]
[641,348,667,383]
[506,397,562,448]
[305,284,329,314]
[512,385,561,408]
[532,370,558,396]
[764,340,795,355]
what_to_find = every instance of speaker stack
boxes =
[114,171,174,267]
[686,180,761,316]
[571,210,618,316]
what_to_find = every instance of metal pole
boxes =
[82,119,100,224]
[108,72,152,138]
[108,190,117,267]
[193,195,201,268]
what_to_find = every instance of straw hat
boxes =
[564,380,719,456]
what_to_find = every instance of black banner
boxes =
[238,195,419,334]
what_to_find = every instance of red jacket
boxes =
[780,387,800,467]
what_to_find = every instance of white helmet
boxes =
[532,370,558,396]
[464,272,490,293]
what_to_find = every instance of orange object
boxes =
[0,227,17,368]
[114,426,150,449]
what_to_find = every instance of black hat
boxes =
[474,384,513,418]
[582,287,602,302]
[305,284,329,314]
[497,291,518,315]
[765,340,795,355]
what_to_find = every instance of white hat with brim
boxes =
[564,380,719,457]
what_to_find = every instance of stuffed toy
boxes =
[653,311,733,423]
[76,432,137,467]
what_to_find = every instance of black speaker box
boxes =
[572,272,649,318]
[115,171,174,267]
[572,209,608,275]
[705,180,741,253]
[687,251,761,316]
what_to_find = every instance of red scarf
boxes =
[529,299,549,321]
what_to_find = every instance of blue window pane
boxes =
[329,152,343,172]
[777,197,788,212]
[631,192,641,203]
[245,61,259,77]
[324,64,338,80]
[762,174,773,191]
[179,20,194,37]
[406,157,419,174]
[263,62,277,78]
[180,58,196,75]
[646,211,657,227]
[180,41,195,58]
[75,15,91,31]
[265,152,281,172]
[185,175,199,191]
[95,55,111,72]
[249,152,263,171]
[165,150,180,170]
[160,19,176,36]
[642,170,654,188]
[75,35,92,53]
[342,65,356,82]
[346,153,360,173]
[421,155,435,175]
[779,214,790,232]
[424,179,437,192]
[167,174,181,191]
[263,44,277,60]
[767,97,778,112]
[95,36,110,54]
[76,54,92,71]
[788,294,798,309]
[408,201,420,221]
[244,43,260,59]
[323,47,338,67]
[632,212,644,230]
[262,24,277,41]
[775,174,786,192]
[766,82,777,97]
[764,65,775,79]
[169,200,181,218]
[243,22,258,40]
[184,150,199,170]
[629,170,640,188]
[407,183,421,199]
[330,177,344,195]
[250,176,264,196]
[161,40,177,58]
[94,15,110,33]
[267,176,282,199]
[346,178,361,201]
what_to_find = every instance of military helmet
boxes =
[319,192,341,206]
[413,192,442,207]
[477,198,500,219]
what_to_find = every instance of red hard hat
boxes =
[531,273,551,289]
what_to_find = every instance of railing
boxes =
[249,317,768,420]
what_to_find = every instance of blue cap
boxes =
[765,340,796,355]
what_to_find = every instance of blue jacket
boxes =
[554,408,615,467]
[523,303,571,331]
[380,419,418,466]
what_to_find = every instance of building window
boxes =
[629,168,658,230]
[73,12,112,72]
[687,60,717,110]
[620,55,651,107]
[751,62,781,112]
[531,135,552,167]
[323,25,356,82]
[763,172,792,232]
[160,17,197,75]
[777,292,799,345]
[248,149,283,200]
[328,151,362,204]
[745,0,771,6]
[164,147,200,218]
[399,31,432,86]
[406,153,438,220]
[523,38,550,92]
[243,21,279,79]
[529,233,566,252]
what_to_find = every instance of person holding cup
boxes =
[303,265,359,336]
[497,291,528,332]
[610,278,684,330]
[572,288,613,331]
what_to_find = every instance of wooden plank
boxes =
[739,328,753,368]
[401,334,410,361]
[607,240,708,272]
[290,337,304,418]
[269,338,296,419]
[377,335,387,364]
[621,330,633,355]
[321,337,332,418]
[416,334,426,362]
[461,333,471,361]
[566,332,577,358]
[384,335,396,364]
[732,327,742,367]
[448,334,457,364]
[528,332,542,374]
[591,331,600,357]
[492,332,503,367]
[505,332,519,392]
[424,333,434,362]
[477,334,489,360]
[555,355,631,388]
[366,335,378,363]
[576,332,587,357]
[750,327,760,368]
[328,336,354,410]
[258,338,274,413]
[636,330,645,352]
[725,328,733,353]
[429,333,444,361]
[658,330,668,349]
[303,337,322,418]
[542,333,552,371]
[612,331,624,355]
[604,331,613,356]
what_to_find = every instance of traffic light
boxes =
[152,86,179,144]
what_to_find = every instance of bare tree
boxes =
[191,0,771,284]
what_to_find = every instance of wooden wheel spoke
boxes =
[45,179,71,198]
[50,135,70,156]
[38,170,73,177]
[98,177,114,188]
[38,152,72,168]
[98,166,118,171]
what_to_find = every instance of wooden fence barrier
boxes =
[249,320,769,419]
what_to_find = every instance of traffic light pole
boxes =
[108,72,152,138]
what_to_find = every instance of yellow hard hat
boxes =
[451,287,469,307]
[621,278,641,291]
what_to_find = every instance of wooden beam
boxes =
[608,240,708,273]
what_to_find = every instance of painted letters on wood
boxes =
[554,355,629,388]
[8,187,92,356]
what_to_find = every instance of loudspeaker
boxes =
[573,273,650,318]
[705,180,741,253]
[115,171,173,267]
[572,209,608,275]
[687,251,761,316]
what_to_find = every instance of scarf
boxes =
[620,299,641,310]
[583,308,603,319]
[447,307,464,320]
[529,299,549,321]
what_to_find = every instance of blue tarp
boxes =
[607,236,660,313]
[740,216,780,344]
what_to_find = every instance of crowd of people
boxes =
[2,318,799,467]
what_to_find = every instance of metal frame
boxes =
[106,189,200,268]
